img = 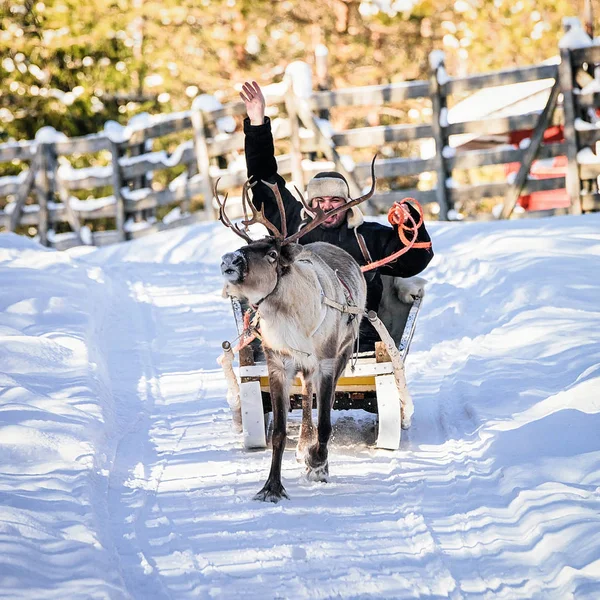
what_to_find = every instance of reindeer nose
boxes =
[221,251,245,279]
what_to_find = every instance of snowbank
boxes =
[1,213,600,598]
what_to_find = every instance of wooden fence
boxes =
[1,41,600,249]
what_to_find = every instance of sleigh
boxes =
[219,275,425,451]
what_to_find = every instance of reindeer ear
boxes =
[279,242,303,267]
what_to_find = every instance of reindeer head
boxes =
[221,237,303,306]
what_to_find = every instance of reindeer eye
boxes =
[266,250,278,262]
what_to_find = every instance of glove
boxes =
[387,201,411,226]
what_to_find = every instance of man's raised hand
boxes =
[240,81,266,126]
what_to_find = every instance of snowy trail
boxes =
[2,215,600,598]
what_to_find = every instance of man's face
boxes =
[311,196,347,229]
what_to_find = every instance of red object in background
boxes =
[506,125,571,211]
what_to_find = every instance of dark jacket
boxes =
[244,117,434,318]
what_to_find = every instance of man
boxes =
[240,80,434,351]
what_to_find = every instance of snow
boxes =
[285,61,313,99]
[34,126,68,144]
[1,214,600,598]
[575,118,600,131]
[58,161,112,183]
[577,147,600,164]
[119,140,194,169]
[440,107,449,127]
[559,18,593,50]
[192,95,236,134]
[429,49,445,71]
[579,78,600,95]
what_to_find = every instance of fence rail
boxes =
[2,37,600,249]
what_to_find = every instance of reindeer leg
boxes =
[306,360,336,482]
[254,352,294,503]
[296,371,315,463]
[306,349,351,482]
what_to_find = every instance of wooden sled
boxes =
[219,276,425,451]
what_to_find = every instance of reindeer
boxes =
[218,163,376,502]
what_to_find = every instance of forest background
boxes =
[1,0,590,143]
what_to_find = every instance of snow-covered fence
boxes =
[2,35,600,248]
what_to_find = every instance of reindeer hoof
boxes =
[305,460,329,483]
[253,482,290,503]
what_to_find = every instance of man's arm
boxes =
[364,203,434,277]
[240,81,301,231]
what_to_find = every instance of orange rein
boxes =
[360,198,432,273]
[230,308,259,354]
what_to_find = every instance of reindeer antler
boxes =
[284,155,378,245]
[214,178,287,243]
[213,178,253,243]
[240,179,284,240]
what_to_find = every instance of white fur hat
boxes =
[303,171,364,229]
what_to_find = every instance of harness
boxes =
[231,265,362,356]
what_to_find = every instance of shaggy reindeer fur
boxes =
[222,238,367,502]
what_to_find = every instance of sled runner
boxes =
[219,276,425,451]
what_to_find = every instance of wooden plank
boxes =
[449,176,565,203]
[571,45,600,67]
[559,47,583,215]
[578,160,600,180]
[354,156,437,179]
[575,91,600,107]
[122,176,205,212]
[0,171,31,197]
[501,79,560,219]
[444,63,557,95]
[208,102,256,122]
[0,212,10,229]
[207,132,245,157]
[125,113,193,147]
[52,201,116,221]
[35,145,51,245]
[191,108,215,219]
[59,166,113,190]
[9,153,38,231]
[309,80,430,110]
[285,91,305,189]
[522,177,566,192]
[332,123,433,147]
[119,143,196,179]
[372,188,438,207]
[576,128,600,147]
[512,207,571,219]
[55,177,82,242]
[448,142,567,170]
[110,142,126,241]
[581,192,600,211]
[54,134,111,155]
[447,112,540,137]
[125,211,207,240]
[0,140,37,162]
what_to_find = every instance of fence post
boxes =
[284,62,310,190]
[110,141,126,241]
[9,149,38,233]
[32,129,58,246]
[191,100,215,220]
[315,44,331,121]
[558,47,583,215]
[429,51,451,221]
